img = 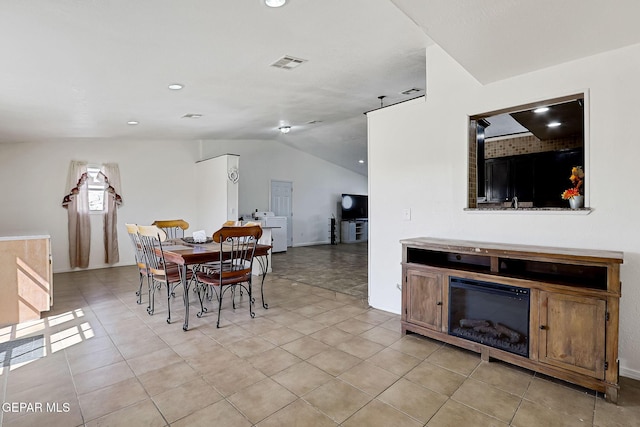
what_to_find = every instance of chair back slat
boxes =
[137,225,170,282]
[214,225,262,277]
[193,224,263,328]
[125,223,146,268]
[136,224,190,321]
[152,219,189,240]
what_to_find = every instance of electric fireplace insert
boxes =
[448,277,530,357]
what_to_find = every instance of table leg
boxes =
[255,255,269,309]
[181,263,190,331]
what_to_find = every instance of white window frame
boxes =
[86,165,106,213]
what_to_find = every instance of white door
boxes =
[270,180,293,247]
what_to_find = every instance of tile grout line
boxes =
[74,273,168,425]
[113,281,175,427]
[0,360,7,426]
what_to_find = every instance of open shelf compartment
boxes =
[406,248,491,274]
[497,257,608,290]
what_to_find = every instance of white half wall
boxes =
[0,139,200,273]
[199,139,367,246]
[367,43,640,378]
[194,154,239,235]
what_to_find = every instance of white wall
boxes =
[368,43,640,379]
[194,154,239,235]
[199,139,367,246]
[0,139,200,273]
[0,136,364,273]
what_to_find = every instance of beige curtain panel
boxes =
[62,161,123,268]
[62,161,90,268]
[102,163,123,264]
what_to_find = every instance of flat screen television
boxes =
[341,194,368,220]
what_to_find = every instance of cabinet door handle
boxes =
[436,302,443,306]
[540,325,547,330]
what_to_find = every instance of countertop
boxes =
[0,233,51,241]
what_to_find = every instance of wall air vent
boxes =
[270,55,307,70]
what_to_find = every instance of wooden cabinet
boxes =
[483,148,582,206]
[485,155,535,203]
[485,158,510,202]
[401,237,622,402]
[0,235,53,327]
[533,149,583,207]
[537,291,606,379]
[511,155,535,201]
[403,268,443,331]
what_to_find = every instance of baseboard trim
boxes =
[292,240,332,247]
[620,366,640,381]
[53,261,132,274]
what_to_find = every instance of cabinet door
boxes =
[404,269,443,331]
[538,291,606,379]
[533,149,583,207]
[485,158,510,202]
[511,155,534,201]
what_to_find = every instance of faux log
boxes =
[473,325,501,338]
[496,323,522,343]
[460,319,489,328]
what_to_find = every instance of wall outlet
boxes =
[402,208,411,221]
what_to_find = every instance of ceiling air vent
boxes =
[182,113,203,119]
[401,88,422,95]
[270,55,307,70]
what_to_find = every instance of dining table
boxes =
[160,240,272,330]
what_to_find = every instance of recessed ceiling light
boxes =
[279,126,291,134]
[127,120,139,125]
[547,121,561,127]
[534,107,549,113]
[358,160,365,164]
[168,83,184,90]
[264,0,287,7]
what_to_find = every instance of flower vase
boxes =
[569,195,584,209]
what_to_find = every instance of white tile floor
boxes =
[0,261,638,426]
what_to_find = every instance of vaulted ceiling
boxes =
[1,0,639,175]
[391,0,640,84]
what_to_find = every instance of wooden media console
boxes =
[401,237,623,402]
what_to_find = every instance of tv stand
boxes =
[401,237,623,402]
[341,220,368,243]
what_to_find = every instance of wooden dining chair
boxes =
[194,225,263,328]
[125,223,150,305]
[137,225,192,324]
[151,219,190,240]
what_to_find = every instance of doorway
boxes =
[270,180,293,247]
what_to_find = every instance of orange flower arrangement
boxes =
[561,166,584,200]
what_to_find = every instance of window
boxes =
[86,166,106,212]
[468,93,586,209]
[62,160,123,267]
